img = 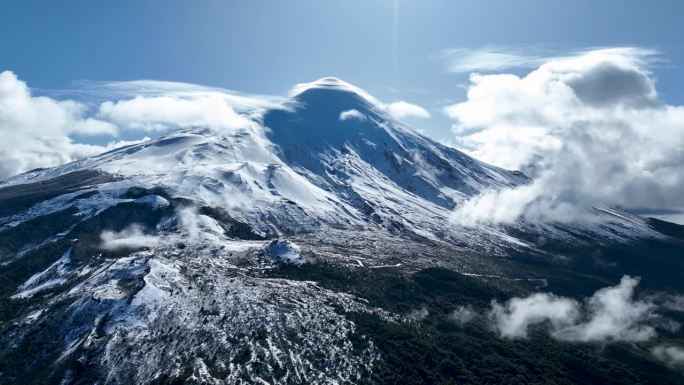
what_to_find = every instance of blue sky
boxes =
[3,0,684,142]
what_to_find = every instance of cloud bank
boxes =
[446,47,684,225]
[489,276,673,342]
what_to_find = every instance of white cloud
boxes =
[339,109,366,121]
[69,118,119,136]
[98,94,252,132]
[446,47,684,225]
[100,224,159,250]
[407,307,429,321]
[0,71,120,180]
[554,276,658,342]
[449,305,476,325]
[100,137,153,151]
[489,292,579,339]
[439,46,553,73]
[652,345,684,370]
[489,276,672,342]
[438,46,659,73]
[385,101,431,119]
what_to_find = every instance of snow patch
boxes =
[12,249,71,299]
[264,240,303,264]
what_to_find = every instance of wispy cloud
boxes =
[68,79,284,111]
[439,46,553,73]
[438,46,661,73]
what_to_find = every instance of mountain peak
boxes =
[289,77,381,107]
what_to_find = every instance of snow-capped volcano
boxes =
[2,77,529,238]
[2,78,683,385]
[266,77,525,207]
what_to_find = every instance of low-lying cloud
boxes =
[446,47,684,225]
[490,292,579,339]
[176,206,226,242]
[488,276,675,342]
[652,345,684,370]
[407,307,429,321]
[100,224,159,250]
[449,305,477,325]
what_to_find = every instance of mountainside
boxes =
[1,78,683,385]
